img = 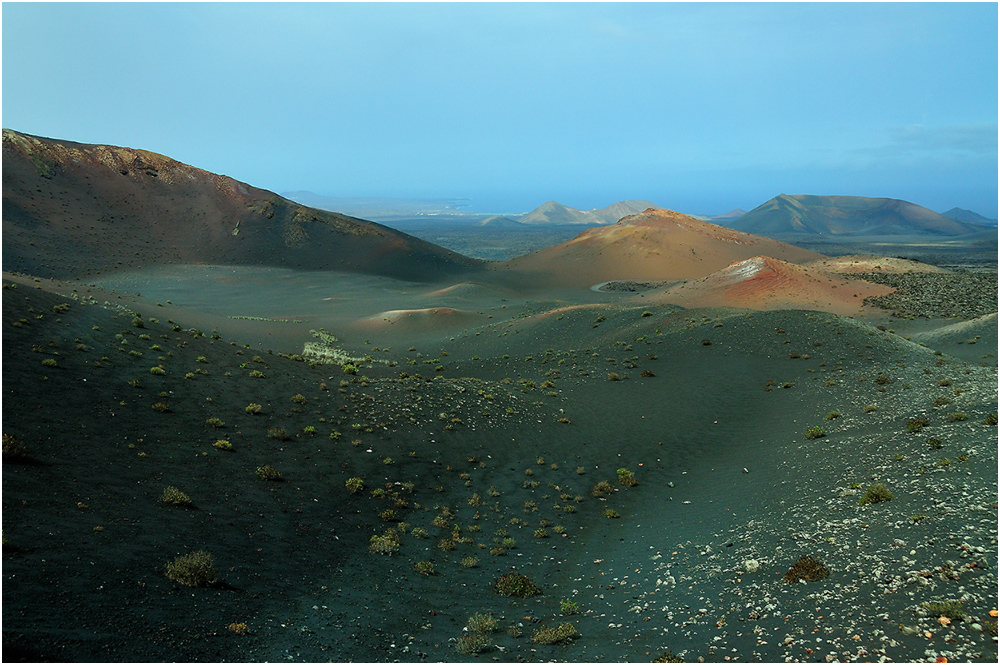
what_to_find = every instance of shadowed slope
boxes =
[730,194,980,237]
[653,255,894,315]
[498,208,823,288]
[2,129,482,281]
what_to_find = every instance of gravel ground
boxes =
[851,272,998,319]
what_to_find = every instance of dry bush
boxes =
[165,551,218,587]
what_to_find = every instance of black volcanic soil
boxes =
[3,270,997,663]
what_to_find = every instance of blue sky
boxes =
[3,2,997,216]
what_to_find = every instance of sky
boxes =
[3,2,997,217]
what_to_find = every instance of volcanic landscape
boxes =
[3,130,997,663]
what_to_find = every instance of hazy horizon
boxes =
[3,3,997,217]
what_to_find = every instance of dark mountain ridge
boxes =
[730,193,981,237]
[2,130,482,280]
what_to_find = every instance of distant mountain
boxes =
[499,208,822,287]
[517,200,662,225]
[730,194,980,237]
[942,207,998,227]
[711,209,747,221]
[478,216,524,228]
[2,130,481,280]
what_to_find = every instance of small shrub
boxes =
[784,555,830,583]
[639,369,655,377]
[460,555,479,568]
[255,465,282,481]
[824,411,841,421]
[494,572,541,598]
[534,528,549,538]
[159,486,192,506]
[467,612,499,633]
[947,412,967,422]
[983,412,998,426]
[560,598,579,615]
[531,622,578,645]
[804,426,825,440]
[863,404,877,413]
[149,365,165,375]
[205,417,225,429]
[617,468,638,487]
[227,622,249,635]
[653,651,685,663]
[245,403,262,415]
[2,433,28,459]
[701,339,712,346]
[345,477,364,494]
[906,416,929,433]
[926,437,943,449]
[151,402,170,413]
[937,378,952,387]
[165,551,217,587]
[592,480,614,497]
[213,439,232,451]
[858,483,892,505]
[874,374,893,385]
[249,370,265,378]
[369,529,400,555]
[267,427,290,441]
[922,599,966,620]
[290,393,308,405]
[604,508,620,519]
[454,633,490,655]
[932,396,951,407]
[411,527,429,539]
[414,560,435,575]
[42,358,57,367]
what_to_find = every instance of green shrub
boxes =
[534,528,549,538]
[560,598,580,615]
[494,572,541,598]
[617,468,638,487]
[290,393,308,405]
[467,612,499,633]
[165,551,217,587]
[149,365,165,375]
[159,486,192,506]
[213,439,232,451]
[245,403,262,414]
[652,651,685,663]
[592,480,614,497]
[874,374,892,385]
[341,363,358,375]
[411,527,429,539]
[267,427,290,441]
[784,555,830,583]
[454,633,490,655]
[608,372,620,381]
[345,477,364,494]
[255,465,282,481]
[983,412,998,426]
[863,404,877,413]
[604,509,620,519]
[926,437,943,449]
[824,411,841,421]
[531,622,578,645]
[414,560,435,575]
[947,412,968,422]
[932,396,951,407]
[906,416,929,433]
[858,483,892,505]
[42,358,57,367]
[151,402,170,413]
[249,369,265,378]
[804,426,825,440]
[460,555,479,568]
[369,529,400,555]
[205,417,225,429]
[921,599,966,620]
